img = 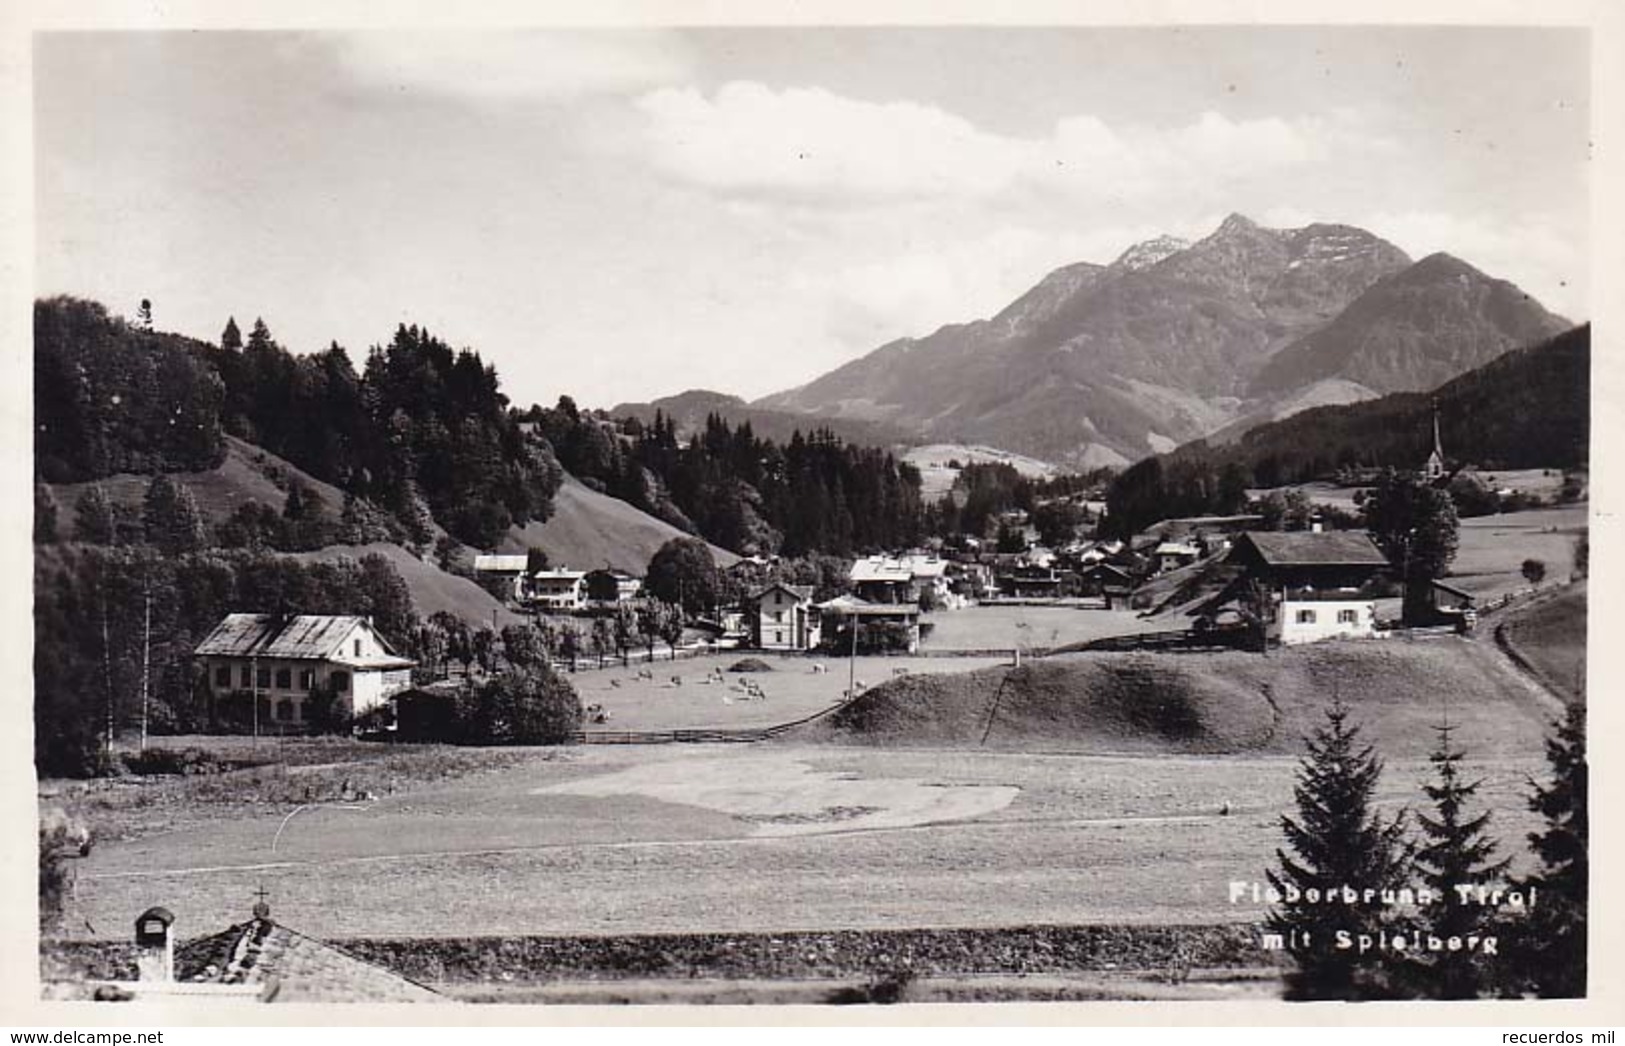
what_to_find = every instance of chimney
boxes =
[134,906,175,983]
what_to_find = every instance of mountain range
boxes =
[740,213,1571,468]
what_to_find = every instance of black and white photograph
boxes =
[15,7,1608,1015]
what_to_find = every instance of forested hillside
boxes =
[35,297,564,550]
[1102,324,1589,536]
[529,402,928,557]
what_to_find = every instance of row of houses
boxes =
[472,556,642,611]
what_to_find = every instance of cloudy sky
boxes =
[34,26,1589,410]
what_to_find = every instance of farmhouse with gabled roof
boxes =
[1209,531,1392,646]
[194,613,414,727]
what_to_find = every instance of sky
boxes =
[33,26,1590,411]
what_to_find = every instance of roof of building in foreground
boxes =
[176,916,443,1004]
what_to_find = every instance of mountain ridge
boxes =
[750,214,1566,467]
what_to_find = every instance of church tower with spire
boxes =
[1423,399,1446,482]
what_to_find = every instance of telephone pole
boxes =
[139,581,152,752]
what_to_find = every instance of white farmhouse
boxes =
[194,614,415,726]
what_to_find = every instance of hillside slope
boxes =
[610,389,914,449]
[501,473,739,572]
[793,639,1554,761]
[292,542,521,629]
[44,435,346,540]
[1251,252,1571,397]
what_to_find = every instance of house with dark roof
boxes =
[69,903,444,1004]
[194,614,415,728]
[1218,531,1393,646]
[747,582,820,650]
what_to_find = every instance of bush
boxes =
[396,667,582,746]
[121,746,226,776]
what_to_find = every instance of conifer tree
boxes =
[142,473,205,555]
[35,482,59,543]
[1510,704,1587,997]
[1266,695,1411,1000]
[1399,722,1511,999]
[75,485,118,545]
[221,316,242,351]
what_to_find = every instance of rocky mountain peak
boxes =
[1213,212,1267,238]
[1112,235,1192,272]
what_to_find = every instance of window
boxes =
[773,610,784,623]
[1295,609,1317,625]
[774,630,784,644]
[276,699,293,721]
[299,669,314,691]
[331,670,349,692]
[354,639,362,657]
[1337,609,1359,624]
[239,665,252,688]
[215,665,230,688]
[275,668,292,689]
[257,667,271,689]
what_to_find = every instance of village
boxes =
[181,417,1568,742]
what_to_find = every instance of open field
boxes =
[56,634,1558,947]
[1447,505,1586,598]
[904,444,1058,499]
[567,654,1008,732]
[1499,583,1587,702]
[921,604,1155,652]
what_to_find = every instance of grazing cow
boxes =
[670,675,683,687]
[609,678,622,688]
[811,663,827,674]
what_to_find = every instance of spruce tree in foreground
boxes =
[1399,722,1511,999]
[1510,704,1588,997]
[1267,696,1411,1000]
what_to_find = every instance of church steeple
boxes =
[1424,399,1446,481]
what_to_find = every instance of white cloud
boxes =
[333,31,691,101]
[633,82,1374,207]
[1361,210,1588,320]
[787,222,1200,353]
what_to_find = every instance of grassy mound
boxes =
[503,473,737,572]
[795,637,1555,759]
[729,658,775,673]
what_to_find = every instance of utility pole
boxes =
[139,580,152,752]
[847,608,858,699]
[100,585,114,754]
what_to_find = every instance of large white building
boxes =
[194,614,415,726]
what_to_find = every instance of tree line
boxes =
[1100,324,1588,537]
[35,297,564,551]
[1268,699,1586,999]
[532,401,929,557]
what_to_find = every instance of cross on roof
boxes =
[252,883,272,920]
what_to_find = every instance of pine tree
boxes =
[75,485,118,545]
[142,473,205,555]
[1399,722,1511,999]
[1510,704,1587,997]
[221,316,242,352]
[1266,695,1411,1000]
[35,482,59,543]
